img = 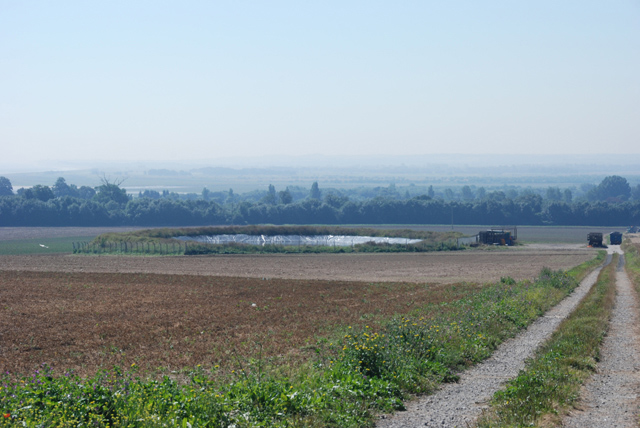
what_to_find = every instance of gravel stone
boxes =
[377,251,613,428]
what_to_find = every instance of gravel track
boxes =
[377,252,612,428]
[562,246,640,427]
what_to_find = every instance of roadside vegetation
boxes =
[477,252,616,427]
[0,253,604,427]
[622,238,640,287]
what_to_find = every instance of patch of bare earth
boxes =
[0,270,478,378]
[0,249,594,284]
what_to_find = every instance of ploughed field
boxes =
[1,248,594,377]
[1,270,482,377]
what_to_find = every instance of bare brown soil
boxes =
[0,245,596,379]
[0,250,593,284]
[0,270,477,377]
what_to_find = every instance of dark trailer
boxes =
[610,231,622,245]
[478,227,517,246]
[587,232,605,247]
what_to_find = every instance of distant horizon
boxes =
[4,152,640,175]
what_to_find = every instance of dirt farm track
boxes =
[0,248,594,284]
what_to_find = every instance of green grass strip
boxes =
[622,239,640,288]
[0,255,603,427]
[477,253,617,428]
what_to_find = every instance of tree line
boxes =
[0,175,639,227]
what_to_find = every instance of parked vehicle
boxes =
[587,232,606,247]
[610,231,622,245]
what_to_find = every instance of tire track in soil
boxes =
[377,253,612,428]
[562,246,640,428]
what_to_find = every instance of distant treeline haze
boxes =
[0,175,639,227]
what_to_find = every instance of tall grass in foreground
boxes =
[477,253,617,428]
[0,254,604,427]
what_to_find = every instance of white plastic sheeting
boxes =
[175,234,422,247]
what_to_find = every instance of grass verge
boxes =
[622,239,640,287]
[0,256,602,427]
[477,253,617,428]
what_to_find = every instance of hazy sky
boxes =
[2,1,639,167]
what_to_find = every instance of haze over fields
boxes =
[2,1,639,173]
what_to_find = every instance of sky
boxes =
[1,1,639,169]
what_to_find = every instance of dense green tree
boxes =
[632,184,640,201]
[588,175,631,202]
[94,178,129,206]
[476,187,486,200]
[544,201,573,224]
[139,189,161,199]
[53,177,72,198]
[309,182,321,200]
[262,184,277,205]
[226,188,237,205]
[505,189,519,200]
[563,189,573,204]
[545,187,562,201]
[461,186,474,201]
[323,192,348,209]
[0,176,14,196]
[202,187,211,201]
[23,185,55,202]
[78,186,96,200]
[487,190,505,202]
[278,188,293,205]
[444,188,455,200]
